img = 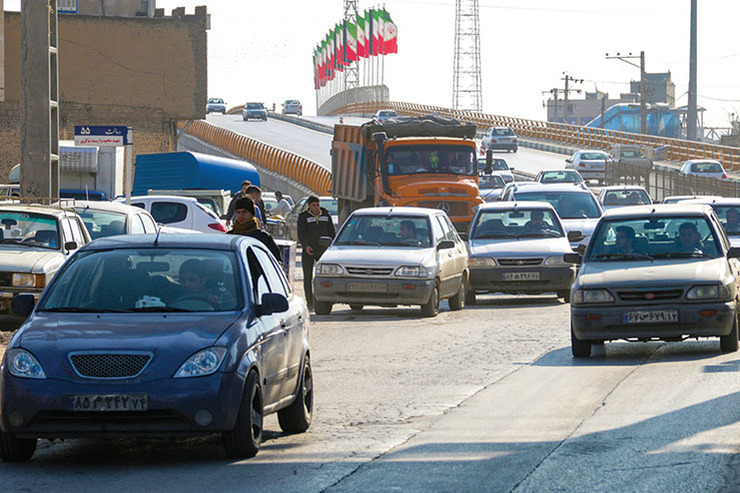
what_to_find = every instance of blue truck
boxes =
[132,151,260,196]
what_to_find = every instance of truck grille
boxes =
[416,201,470,217]
[345,266,394,276]
[617,289,683,302]
[69,353,152,379]
[497,258,543,266]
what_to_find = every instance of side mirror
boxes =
[565,158,572,163]
[11,294,36,317]
[574,244,587,255]
[64,241,78,251]
[567,230,584,243]
[256,293,289,316]
[437,239,455,250]
[563,253,582,265]
[728,246,740,259]
[318,236,333,247]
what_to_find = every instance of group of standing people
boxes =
[224,182,335,311]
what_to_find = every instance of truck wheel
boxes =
[421,282,440,317]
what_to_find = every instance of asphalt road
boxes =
[1,290,737,492]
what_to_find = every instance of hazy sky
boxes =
[7,1,740,127]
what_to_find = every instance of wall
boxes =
[0,8,207,181]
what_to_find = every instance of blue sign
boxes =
[74,126,131,147]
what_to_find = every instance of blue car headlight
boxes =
[174,347,227,378]
[7,349,46,379]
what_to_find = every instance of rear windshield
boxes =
[691,162,723,173]
[491,128,514,136]
[602,190,651,206]
[514,191,601,219]
[581,152,608,160]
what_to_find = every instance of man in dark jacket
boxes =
[227,197,282,261]
[297,195,336,309]
[223,180,251,227]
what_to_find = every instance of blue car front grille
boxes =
[69,352,152,379]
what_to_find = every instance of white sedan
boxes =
[679,159,728,180]
[121,195,227,233]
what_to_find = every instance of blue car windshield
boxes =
[38,248,243,312]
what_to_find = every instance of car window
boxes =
[602,190,651,206]
[386,145,477,176]
[60,218,74,246]
[68,217,86,245]
[581,152,607,160]
[436,215,456,242]
[0,212,61,249]
[471,209,564,239]
[131,202,145,210]
[246,247,272,302]
[76,208,128,239]
[430,215,445,244]
[252,246,289,297]
[335,214,432,247]
[39,248,242,312]
[588,216,720,260]
[150,201,188,224]
[479,175,504,189]
[492,128,514,136]
[514,191,601,219]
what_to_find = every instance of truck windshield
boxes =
[386,145,476,176]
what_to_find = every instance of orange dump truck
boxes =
[331,115,483,231]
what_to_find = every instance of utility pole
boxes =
[606,51,647,134]
[561,73,583,124]
[687,0,698,140]
[452,0,482,111]
[21,0,59,201]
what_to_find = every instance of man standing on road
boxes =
[271,191,292,218]
[224,180,251,227]
[297,195,336,309]
[245,185,266,227]
[227,197,282,261]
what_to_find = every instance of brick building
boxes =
[0,6,208,181]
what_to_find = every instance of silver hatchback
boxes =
[313,207,468,317]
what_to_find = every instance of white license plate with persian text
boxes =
[347,282,388,293]
[623,311,678,324]
[502,272,540,281]
[71,394,148,412]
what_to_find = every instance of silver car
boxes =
[682,197,740,248]
[598,186,652,210]
[567,204,740,357]
[313,207,468,317]
[565,150,612,184]
[467,202,576,304]
[679,159,728,180]
[481,127,518,153]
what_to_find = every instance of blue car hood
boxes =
[16,312,243,382]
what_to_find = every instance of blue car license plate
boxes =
[70,394,148,412]
[623,311,678,324]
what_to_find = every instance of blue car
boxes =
[0,234,312,461]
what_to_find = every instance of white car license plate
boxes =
[71,394,148,412]
[502,272,540,281]
[347,282,388,293]
[623,311,678,324]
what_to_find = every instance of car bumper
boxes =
[575,169,604,179]
[485,143,517,151]
[469,266,576,294]
[0,371,245,438]
[571,300,736,341]
[313,277,435,305]
[0,289,43,314]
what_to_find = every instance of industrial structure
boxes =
[452,0,482,112]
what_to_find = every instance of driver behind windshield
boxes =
[178,259,233,309]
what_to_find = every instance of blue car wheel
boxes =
[222,370,263,458]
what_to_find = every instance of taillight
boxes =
[578,162,586,168]
[208,222,227,232]
[512,139,518,143]
[491,139,497,143]
[722,173,728,179]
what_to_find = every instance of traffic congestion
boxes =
[1,113,739,467]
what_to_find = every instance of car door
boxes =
[443,214,468,281]
[435,214,463,296]
[251,245,304,400]
[287,198,307,240]
[244,245,289,406]
[430,214,454,297]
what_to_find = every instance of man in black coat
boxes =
[227,197,282,262]
[297,195,336,309]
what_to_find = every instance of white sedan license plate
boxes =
[71,394,148,412]
[347,282,388,293]
[623,311,678,324]
[502,272,540,281]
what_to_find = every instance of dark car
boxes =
[0,234,313,461]
[242,102,267,122]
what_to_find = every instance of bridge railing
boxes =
[331,101,740,171]
[177,120,331,195]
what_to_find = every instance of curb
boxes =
[267,112,334,134]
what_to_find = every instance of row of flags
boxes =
[313,8,398,89]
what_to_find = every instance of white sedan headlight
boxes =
[174,347,227,378]
[686,284,731,300]
[395,265,429,278]
[315,263,344,276]
[573,289,615,304]
[7,349,46,379]
[544,256,569,267]
[469,257,496,267]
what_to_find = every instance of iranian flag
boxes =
[313,48,319,90]
[373,9,383,56]
[366,9,375,56]
[345,20,358,62]
[382,9,398,54]
[320,38,328,84]
[326,32,334,80]
[356,15,366,58]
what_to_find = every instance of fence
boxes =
[330,101,740,171]
[177,120,331,195]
